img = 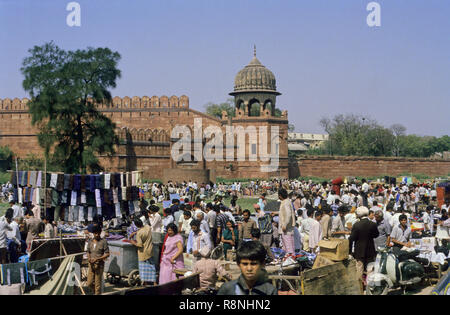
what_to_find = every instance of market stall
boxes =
[9,170,143,222]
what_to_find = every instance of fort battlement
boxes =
[0,95,190,111]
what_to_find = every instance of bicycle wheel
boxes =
[210,245,224,260]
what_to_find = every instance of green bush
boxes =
[297,176,330,182]
[142,178,163,184]
[0,203,9,217]
[216,177,260,184]
[0,172,11,184]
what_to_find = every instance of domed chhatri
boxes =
[229,47,282,118]
[232,47,280,94]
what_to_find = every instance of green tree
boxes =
[0,146,13,171]
[274,108,282,117]
[397,135,450,158]
[21,41,120,174]
[317,114,394,156]
[249,103,261,116]
[428,135,450,155]
[366,125,395,156]
[205,98,235,119]
[397,135,427,157]
[288,124,295,132]
[14,154,61,172]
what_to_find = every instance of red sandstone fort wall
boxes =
[290,156,450,179]
[5,97,445,181]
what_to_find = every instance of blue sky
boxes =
[0,0,449,136]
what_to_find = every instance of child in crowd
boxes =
[217,241,277,295]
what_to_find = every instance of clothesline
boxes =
[8,170,143,189]
[7,170,146,223]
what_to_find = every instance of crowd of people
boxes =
[0,177,449,295]
[121,178,450,295]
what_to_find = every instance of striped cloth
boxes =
[138,259,156,282]
[281,234,295,255]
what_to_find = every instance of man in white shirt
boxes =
[430,188,437,199]
[309,211,323,253]
[367,192,375,208]
[0,209,13,264]
[196,212,210,234]
[383,205,394,229]
[190,219,212,264]
[148,205,162,233]
[418,185,426,201]
[327,191,336,206]
[9,201,23,219]
[361,179,369,207]
[7,215,22,263]
[178,211,193,236]
[331,207,350,239]
[422,206,432,232]
[300,209,315,251]
[313,193,321,208]
[43,216,55,239]
[341,191,351,206]
[391,208,410,227]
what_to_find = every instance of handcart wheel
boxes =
[127,269,141,287]
[107,273,121,284]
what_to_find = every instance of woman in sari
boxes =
[221,220,238,260]
[159,223,184,284]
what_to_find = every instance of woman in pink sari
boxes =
[159,223,184,285]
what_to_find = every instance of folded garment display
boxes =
[271,247,286,259]
[11,170,143,223]
[57,224,80,234]
[10,171,142,190]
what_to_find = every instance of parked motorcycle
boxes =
[366,247,426,295]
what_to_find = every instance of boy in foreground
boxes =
[217,241,277,295]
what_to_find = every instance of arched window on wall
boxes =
[264,100,273,114]
[248,100,261,117]
[236,100,244,110]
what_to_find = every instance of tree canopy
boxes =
[204,98,235,119]
[21,41,121,173]
[0,146,13,172]
[309,114,449,158]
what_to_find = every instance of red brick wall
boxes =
[289,156,450,179]
[0,96,289,180]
